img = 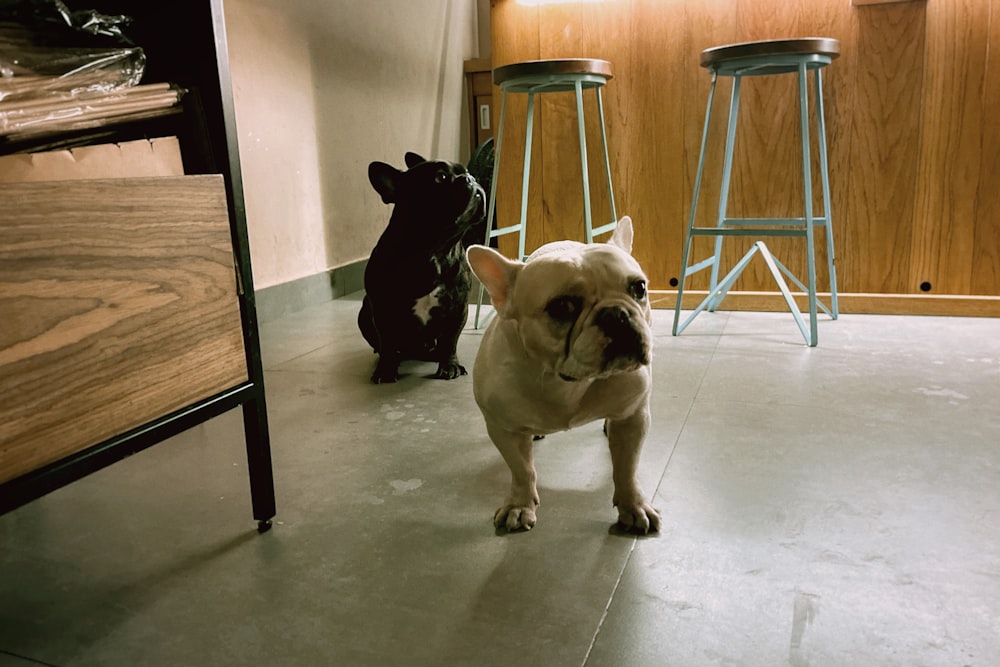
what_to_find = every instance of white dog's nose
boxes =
[596,305,631,333]
[597,304,650,369]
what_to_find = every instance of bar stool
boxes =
[672,38,840,346]
[474,58,619,328]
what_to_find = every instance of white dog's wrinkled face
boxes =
[467,216,652,384]
[512,244,651,382]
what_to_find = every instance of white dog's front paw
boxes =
[614,498,661,534]
[494,503,537,532]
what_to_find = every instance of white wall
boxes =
[223,0,481,290]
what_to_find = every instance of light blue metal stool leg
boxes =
[673,72,718,336]
[573,80,596,244]
[517,90,536,262]
[708,74,743,312]
[474,87,510,329]
[703,64,820,346]
[798,62,818,347]
[596,87,618,227]
[474,85,537,328]
[573,82,620,244]
[815,68,838,319]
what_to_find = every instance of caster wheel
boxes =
[257,519,273,533]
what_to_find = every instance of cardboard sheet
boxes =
[0,136,183,182]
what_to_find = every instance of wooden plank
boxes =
[0,176,248,485]
[852,0,923,5]
[578,2,628,247]
[720,0,852,293]
[575,0,630,246]
[528,3,628,254]
[846,1,925,293]
[676,0,738,290]
[724,0,808,291]
[624,0,718,292]
[909,0,989,295]
[823,4,859,297]
[538,1,588,253]
[971,0,1000,296]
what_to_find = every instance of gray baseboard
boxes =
[255,260,366,323]
[255,261,493,324]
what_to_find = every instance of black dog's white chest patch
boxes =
[413,285,442,324]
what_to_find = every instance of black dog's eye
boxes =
[434,169,449,184]
[629,279,647,301]
[546,295,582,323]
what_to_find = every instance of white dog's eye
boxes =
[546,295,581,323]
[629,280,647,301]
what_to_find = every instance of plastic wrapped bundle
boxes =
[0,4,183,142]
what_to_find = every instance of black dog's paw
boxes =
[371,358,400,384]
[433,362,467,380]
[370,370,398,384]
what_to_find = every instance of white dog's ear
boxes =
[608,216,634,254]
[466,245,521,312]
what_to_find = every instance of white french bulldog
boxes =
[466,216,661,533]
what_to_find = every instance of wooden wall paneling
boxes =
[538,2,589,253]
[490,0,540,260]
[728,71,806,292]
[578,0,630,246]
[721,0,808,292]
[816,1,858,297]
[0,176,248,485]
[615,0,691,290]
[971,0,1000,296]
[908,0,989,296]
[731,0,809,214]
[529,3,627,255]
[678,0,739,293]
[491,1,631,259]
[491,0,999,312]
[845,2,925,294]
[719,0,850,293]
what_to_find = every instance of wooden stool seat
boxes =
[492,58,613,92]
[700,37,840,73]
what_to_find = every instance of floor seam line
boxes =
[0,649,60,667]
[649,317,726,502]
[581,538,638,667]
[584,318,727,666]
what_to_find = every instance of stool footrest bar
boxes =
[590,220,619,237]
[690,227,808,238]
[488,223,524,239]
[720,217,828,226]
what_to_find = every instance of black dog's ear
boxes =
[368,161,402,204]
[404,152,426,169]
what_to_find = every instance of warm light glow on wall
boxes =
[515,0,616,6]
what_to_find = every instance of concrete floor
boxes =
[2,295,999,666]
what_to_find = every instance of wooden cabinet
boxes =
[0,0,276,530]
[464,58,494,154]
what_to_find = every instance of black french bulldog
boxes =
[358,152,485,384]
